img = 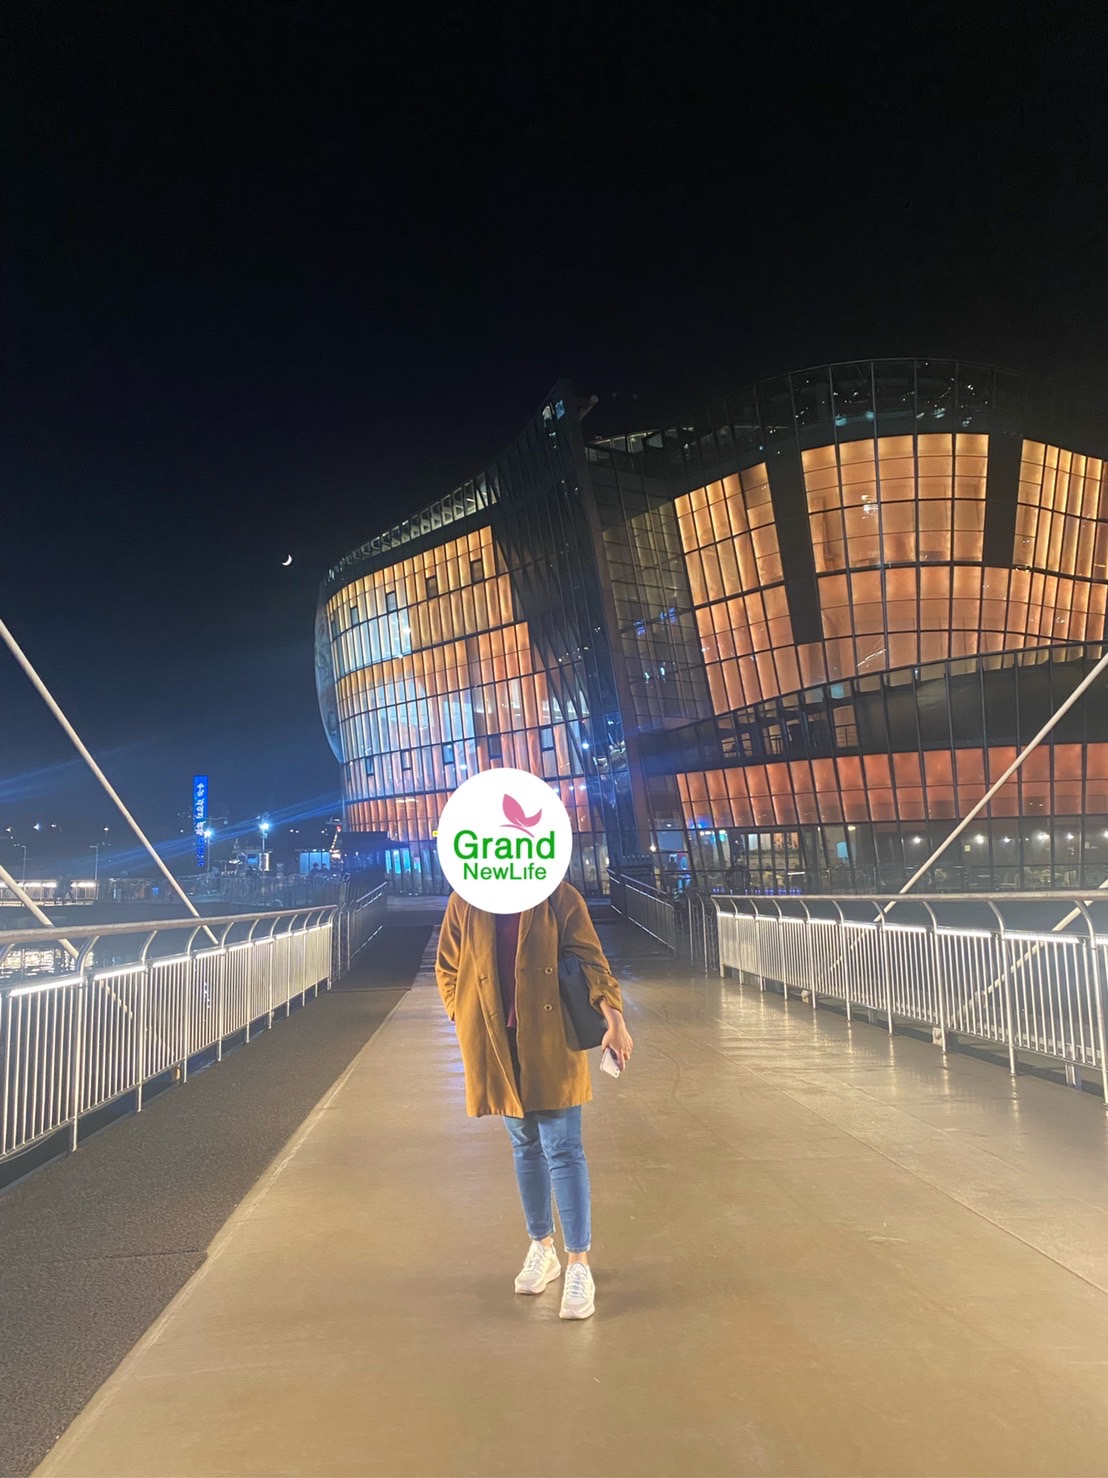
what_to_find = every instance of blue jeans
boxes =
[503,1106,592,1253]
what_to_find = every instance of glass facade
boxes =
[316,387,638,893]
[318,360,1108,895]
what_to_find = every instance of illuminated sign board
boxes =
[193,774,209,869]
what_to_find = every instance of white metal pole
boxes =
[0,616,218,944]
[888,645,1108,909]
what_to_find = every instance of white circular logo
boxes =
[436,768,572,913]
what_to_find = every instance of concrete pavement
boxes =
[31,921,1108,1478]
[0,929,423,1477]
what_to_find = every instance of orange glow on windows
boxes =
[675,743,1108,832]
[680,432,1108,715]
[326,525,599,845]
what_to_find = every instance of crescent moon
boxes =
[282,555,293,567]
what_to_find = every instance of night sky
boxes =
[3,2,1108,870]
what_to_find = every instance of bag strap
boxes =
[549,882,570,952]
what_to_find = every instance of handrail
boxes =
[0,883,390,1169]
[710,891,1108,906]
[707,891,1108,1102]
[607,872,677,952]
[0,907,332,948]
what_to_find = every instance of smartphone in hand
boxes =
[600,1046,623,1078]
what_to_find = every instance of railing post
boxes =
[702,895,715,974]
[1093,930,1108,1107]
[217,923,232,1060]
[878,901,895,1036]
[1091,923,1108,1107]
[136,929,156,1110]
[267,919,277,1029]
[245,917,261,1044]
[135,961,147,1113]
[832,901,850,1023]
[923,902,948,1052]
[1,985,10,1159]
[1072,901,1106,1104]
[182,925,203,1085]
[797,901,816,1012]
[69,972,85,1154]
[772,899,787,1000]
[984,901,1017,1082]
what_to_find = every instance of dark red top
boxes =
[495,912,521,1029]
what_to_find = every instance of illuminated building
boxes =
[317,361,1108,893]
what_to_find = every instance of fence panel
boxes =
[0,906,343,1166]
[934,929,1005,1045]
[225,942,253,1039]
[83,967,143,1114]
[703,893,1108,1099]
[999,932,1100,1068]
[1,974,80,1157]
[886,924,939,1026]
[609,876,676,952]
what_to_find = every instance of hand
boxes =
[601,1015,634,1069]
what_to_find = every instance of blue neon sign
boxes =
[193,774,209,868]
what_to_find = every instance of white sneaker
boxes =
[559,1262,596,1319]
[514,1240,561,1294]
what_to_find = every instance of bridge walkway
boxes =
[28,908,1108,1477]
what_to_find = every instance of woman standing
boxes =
[435,879,633,1319]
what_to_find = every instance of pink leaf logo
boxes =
[502,794,542,835]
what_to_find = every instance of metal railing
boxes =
[608,874,677,952]
[606,878,1108,1097]
[0,885,384,1168]
[0,879,98,905]
[180,870,378,910]
[332,882,388,978]
[711,894,1108,1101]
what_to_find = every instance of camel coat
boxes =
[435,881,623,1118]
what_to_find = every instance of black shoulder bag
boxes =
[558,952,607,1050]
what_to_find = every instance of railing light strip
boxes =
[8,974,83,998]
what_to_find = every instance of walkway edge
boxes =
[33,988,412,1478]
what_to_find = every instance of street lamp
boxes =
[203,827,213,873]
[259,820,271,870]
[14,843,27,883]
[89,843,104,884]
